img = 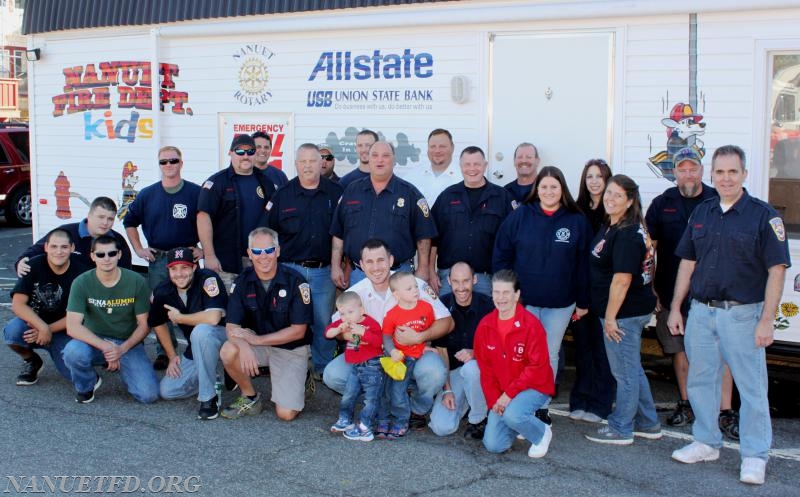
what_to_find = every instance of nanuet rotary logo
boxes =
[233,44,274,106]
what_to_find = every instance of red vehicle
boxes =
[0,123,31,226]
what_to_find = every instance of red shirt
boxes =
[326,315,384,364]
[382,300,435,359]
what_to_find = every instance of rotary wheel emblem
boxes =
[238,56,269,96]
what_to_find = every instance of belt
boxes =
[699,299,743,310]
[291,260,329,268]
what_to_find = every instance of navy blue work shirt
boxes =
[434,292,495,371]
[503,180,533,203]
[266,177,342,264]
[330,175,438,264]
[262,166,289,190]
[227,264,313,350]
[675,189,791,304]
[432,181,516,273]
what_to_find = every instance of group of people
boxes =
[3,126,788,485]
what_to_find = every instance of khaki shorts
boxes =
[252,344,310,412]
[217,257,253,293]
[655,308,685,355]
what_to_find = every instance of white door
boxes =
[489,32,613,194]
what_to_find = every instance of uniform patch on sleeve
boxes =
[299,283,311,304]
[417,198,430,218]
[770,217,786,242]
[202,180,214,189]
[203,277,220,297]
[423,282,438,301]
[511,200,519,210]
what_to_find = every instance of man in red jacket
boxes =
[474,269,554,458]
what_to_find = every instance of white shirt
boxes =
[402,165,462,204]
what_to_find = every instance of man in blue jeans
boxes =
[63,235,158,404]
[5,229,89,385]
[668,145,790,485]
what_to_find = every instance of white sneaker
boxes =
[740,457,766,485]
[569,409,586,420]
[528,425,552,459]
[671,441,720,464]
[581,412,604,424]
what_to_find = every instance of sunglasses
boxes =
[321,154,334,161]
[158,158,181,165]
[250,246,277,256]
[93,250,120,258]
[233,148,256,156]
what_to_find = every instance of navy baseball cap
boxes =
[230,134,256,151]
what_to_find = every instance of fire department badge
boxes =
[299,283,311,304]
[417,198,430,218]
[511,200,519,210]
[770,217,786,242]
[203,277,220,297]
[397,198,405,208]
[279,289,287,298]
[256,186,264,199]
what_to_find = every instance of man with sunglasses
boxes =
[319,145,340,182]
[220,227,313,421]
[252,131,289,190]
[198,135,277,290]
[266,143,342,379]
[62,235,158,404]
[123,145,202,370]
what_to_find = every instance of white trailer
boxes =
[23,0,800,358]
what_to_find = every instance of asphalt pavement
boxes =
[0,225,798,496]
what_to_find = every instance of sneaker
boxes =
[75,375,102,404]
[581,412,604,424]
[569,409,586,420]
[374,422,391,439]
[719,409,740,441]
[633,424,663,440]
[153,354,169,371]
[585,425,633,445]
[740,457,766,485]
[666,399,694,427]
[16,354,44,386]
[343,423,374,442]
[409,412,427,430]
[387,425,408,439]
[330,417,354,433]
[535,408,552,425]
[220,394,263,419]
[528,425,553,458]
[197,396,220,420]
[671,441,720,464]
[464,419,487,440]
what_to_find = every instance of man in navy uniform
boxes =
[252,131,289,190]
[503,142,540,203]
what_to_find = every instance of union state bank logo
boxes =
[233,44,275,106]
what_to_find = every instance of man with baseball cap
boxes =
[198,134,277,290]
[150,247,228,419]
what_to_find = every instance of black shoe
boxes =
[75,375,102,404]
[535,408,552,425]
[409,412,427,430]
[16,353,44,386]
[719,409,740,441]
[667,400,695,427]
[197,396,220,420]
[223,370,238,391]
[464,419,487,440]
[153,354,169,371]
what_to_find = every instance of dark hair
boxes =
[460,146,485,159]
[606,174,645,229]
[449,261,475,277]
[712,145,746,171]
[514,142,539,159]
[491,269,519,291]
[428,128,453,144]
[357,129,379,142]
[360,238,392,258]
[89,196,117,214]
[576,158,613,211]
[525,166,581,213]
[252,131,272,144]
[91,234,119,252]
[44,228,74,245]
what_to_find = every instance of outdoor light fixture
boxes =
[25,49,41,61]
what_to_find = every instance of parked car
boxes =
[0,123,31,226]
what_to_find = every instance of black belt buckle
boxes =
[703,299,742,310]
[299,260,326,268]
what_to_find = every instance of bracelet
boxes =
[442,390,453,395]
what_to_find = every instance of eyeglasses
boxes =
[233,148,256,156]
[250,246,277,256]
[93,250,120,258]
[158,158,181,165]
[321,154,334,161]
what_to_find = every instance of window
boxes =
[768,53,800,236]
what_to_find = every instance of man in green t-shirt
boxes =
[63,235,158,403]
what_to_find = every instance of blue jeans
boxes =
[685,300,770,460]
[324,349,446,415]
[483,389,551,453]
[284,263,336,374]
[429,360,488,436]
[602,315,659,437]
[62,338,159,404]
[4,317,72,381]
[569,309,614,418]
[526,304,575,407]
[159,324,227,401]
[350,261,413,287]
[378,356,417,429]
[437,268,492,298]
[339,357,385,428]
